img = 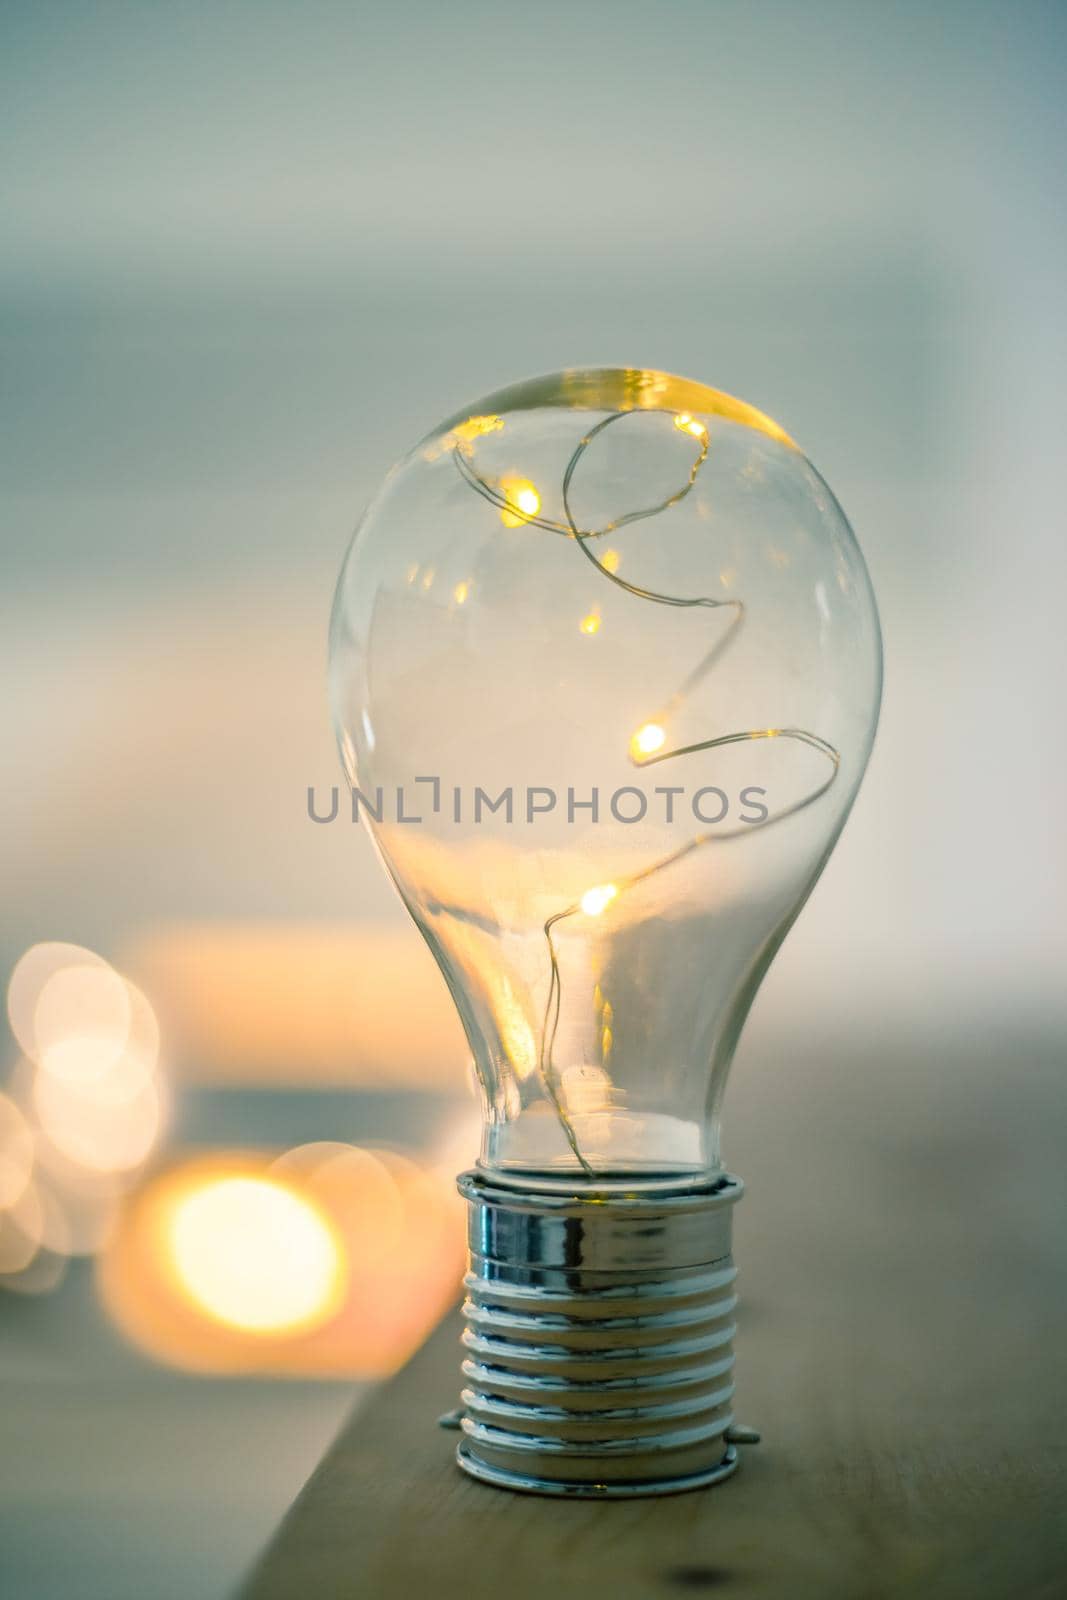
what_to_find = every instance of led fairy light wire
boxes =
[453,410,840,1177]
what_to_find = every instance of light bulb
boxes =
[329,367,881,1496]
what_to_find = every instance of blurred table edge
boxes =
[238,1309,1066,1600]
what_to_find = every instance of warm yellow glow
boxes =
[579,609,601,636]
[452,580,470,605]
[631,721,666,760]
[453,414,503,445]
[122,924,469,1090]
[422,413,503,462]
[273,1143,404,1270]
[601,549,620,574]
[674,412,708,441]
[420,566,435,590]
[99,1146,465,1376]
[580,883,618,918]
[491,972,539,1081]
[170,1176,345,1335]
[499,476,541,527]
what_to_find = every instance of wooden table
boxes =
[243,1025,1067,1598]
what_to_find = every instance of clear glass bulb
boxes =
[329,368,881,1194]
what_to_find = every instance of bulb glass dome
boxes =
[330,368,881,1193]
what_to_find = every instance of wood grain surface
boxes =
[242,1026,1067,1599]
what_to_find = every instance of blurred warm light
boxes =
[272,1143,403,1270]
[34,1050,163,1173]
[34,962,132,1083]
[0,1092,34,1209]
[579,609,601,636]
[580,883,618,917]
[171,1176,345,1335]
[601,549,621,574]
[100,1147,465,1376]
[6,942,112,1060]
[631,721,666,760]
[2,942,166,1296]
[0,1181,44,1274]
[452,580,470,606]
[499,476,541,527]
[122,924,467,1087]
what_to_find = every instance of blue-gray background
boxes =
[2,3,1064,1597]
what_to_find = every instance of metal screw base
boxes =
[455,1170,745,1498]
[456,1441,739,1499]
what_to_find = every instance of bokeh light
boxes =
[33,962,133,1083]
[0,1092,34,1209]
[33,1050,163,1174]
[6,942,112,1060]
[100,1146,466,1376]
[2,941,165,1295]
[4,939,468,1370]
[170,1175,346,1334]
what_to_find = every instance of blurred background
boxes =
[1,2,1064,1597]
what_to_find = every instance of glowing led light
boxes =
[580,884,618,918]
[453,581,470,605]
[601,549,621,574]
[631,722,666,760]
[499,477,541,527]
[674,412,708,441]
[170,1176,345,1334]
[579,609,601,636]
